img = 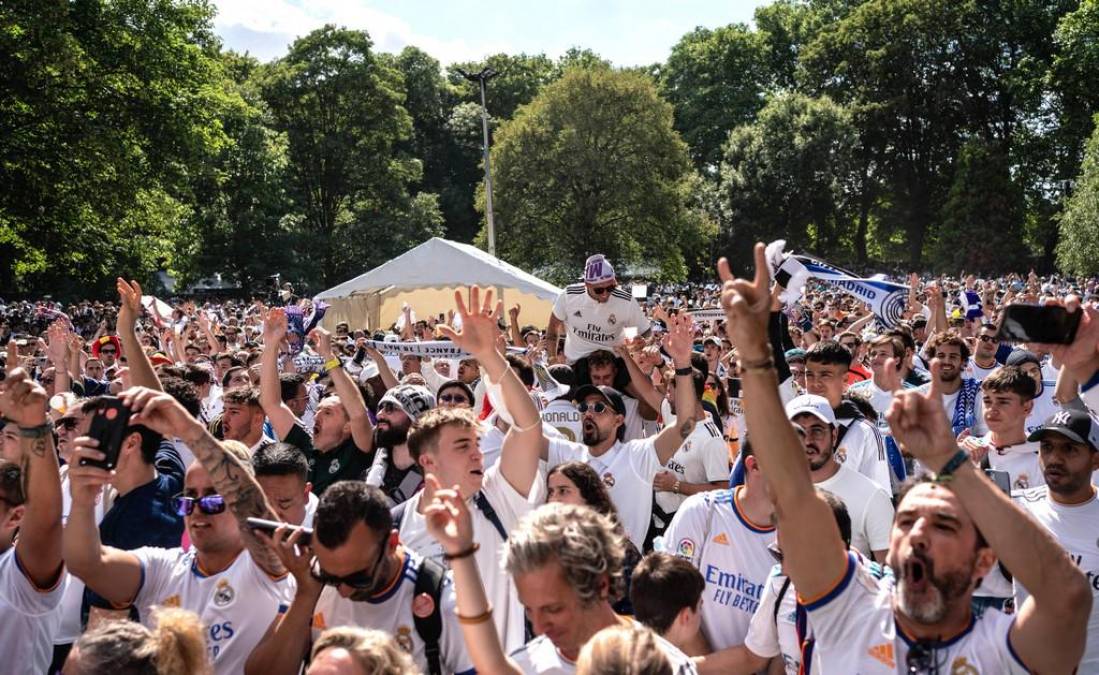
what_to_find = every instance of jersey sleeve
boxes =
[363,447,388,487]
[743,569,785,659]
[546,437,584,469]
[663,493,711,567]
[129,547,183,610]
[0,550,64,616]
[552,291,568,321]
[800,552,881,644]
[631,300,652,334]
[844,422,892,492]
[482,464,545,530]
[864,486,895,553]
[627,438,663,479]
[699,434,732,483]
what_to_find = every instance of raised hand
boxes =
[257,526,320,594]
[115,278,142,333]
[308,326,333,358]
[662,313,695,368]
[880,357,904,393]
[262,307,288,346]
[421,474,475,556]
[67,438,111,508]
[718,243,772,361]
[46,321,70,367]
[437,286,502,359]
[0,367,48,427]
[885,360,958,471]
[119,386,202,443]
[1033,295,1099,384]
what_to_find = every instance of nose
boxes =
[907,516,931,551]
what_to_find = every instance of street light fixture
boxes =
[457,67,500,256]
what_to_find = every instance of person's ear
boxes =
[2,504,25,533]
[418,452,435,473]
[1022,398,1034,416]
[973,546,997,587]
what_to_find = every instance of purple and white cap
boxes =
[583,254,616,284]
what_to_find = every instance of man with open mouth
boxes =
[717,242,1090,675]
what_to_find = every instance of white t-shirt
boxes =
[847,379,896,418]
[552,284,651,363]
[397,464,543,654]
[0,548,64,675]
[621,395,646,443]
[1025,384,1059,436]
[56,471,107,645]
[130,547,294,675]
[509,623,697,674]
[978,434,1044,492]
[655,419,729,515]
[835,415,892,493]
[541,399,582,443]
[313,549,475,674]
[302,491,318,528]
[805,551,1028,674]
[663,488,777,650]
[547,437,662,549]
[965,359,1000,382]
[815,464,894,558]
[1015,486,1099,674]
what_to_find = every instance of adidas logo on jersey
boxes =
[867,643,894,668]
[574,310,582,318]
[712,532,730,545]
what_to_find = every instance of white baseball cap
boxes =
[785,394,836,426]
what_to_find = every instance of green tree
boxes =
[1056,121,1099,276]
[447,53,556,120]
[658,24,773,171]
[260,25,417,286]
[716,93,858,270]
[487,67,714,282]
[933,140,1027,273]
[0,0,236,296]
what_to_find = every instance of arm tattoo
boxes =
[30,436,47,458]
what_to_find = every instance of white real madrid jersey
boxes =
[547,436,662,549]
[806,551,1029,674]
[1015,485,1099,674]
[130,547,295,675]
[542,399,583,444]
[663,487,777,650]
[552,284,650,363]
[0,548,64,675]
[312,549,475,675]
[654,419,729,515]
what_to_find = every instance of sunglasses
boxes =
[174,494,227,516]
[590,285,615,296]
[438,394,470,405]
[57,417,79,431]
[577,401,610,414]
[310,537,388,589]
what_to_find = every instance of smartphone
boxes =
[995,304,1081,344]
[246,517,313,545]
[81,397,132,470]
[985,469,1012,495]
[726,377,742,399]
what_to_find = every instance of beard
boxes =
[939,367,961,383]
[582,419,609,446]
[375,420,410,448]
[1044,464,1091,497]
[806,443,833,471]
[893,549,975,624]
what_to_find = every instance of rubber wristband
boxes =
[739,355,775,373]
[19,422,53,438]
[456,605,494,625]
[443,542,480,562]
[323,358,341,372]
[674,366,694,376]
[933,450,970,484]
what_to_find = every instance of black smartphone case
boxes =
[81,398,132,470]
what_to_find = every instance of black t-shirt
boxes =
[284,424,373,495]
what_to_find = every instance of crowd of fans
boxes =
[1,249,1098,674]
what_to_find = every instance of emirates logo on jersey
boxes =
[602,471,616,488]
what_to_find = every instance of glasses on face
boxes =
[438,394,470,405]
[310,537,388,589]
[590,285,615,296]
[173,494,227,516]
[577,401,610,415]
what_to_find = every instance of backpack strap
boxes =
[413,556,447,675]
[473,491,508,541]
[390,499,409,533]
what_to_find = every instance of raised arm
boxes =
[0,368,64,588]
[652,314,700,465]
[439,287,542,497]
[885,362,1091,674]
[546,313,564,361]
[116,279,161,391]
[312,327,374,453]
[718,244,847,600]
[46,321,71,395]
[615,344,664,414]
[259,308,300,440]
[120,386,287,578]
[366,346,400,392]
[508,304,524,348]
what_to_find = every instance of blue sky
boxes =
[212,0,771,65]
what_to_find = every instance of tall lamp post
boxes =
[457,67,500,256]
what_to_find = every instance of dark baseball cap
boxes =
[1027,408,1099,450]
[572,384,627,417]
[1006,350,1041,368]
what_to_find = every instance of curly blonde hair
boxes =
[68,607,210,675]
[310,626,420,675]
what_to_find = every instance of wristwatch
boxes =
[19,421,54,438]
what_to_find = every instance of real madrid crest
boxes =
[602,471,616,488]
[213,578,235,607]
[329,458,341,474]
[396,625,414,653]
[608,313,617,326]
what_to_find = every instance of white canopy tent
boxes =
[315,237,563,332]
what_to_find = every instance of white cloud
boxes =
[213,0,513,64]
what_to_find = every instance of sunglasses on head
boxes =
[310,537,388,589]
[577,401,610,414]
[174,494,227,516]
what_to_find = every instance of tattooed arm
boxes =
[119,387,287,578]
[652,314,698,465]
[0,369,63,588]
